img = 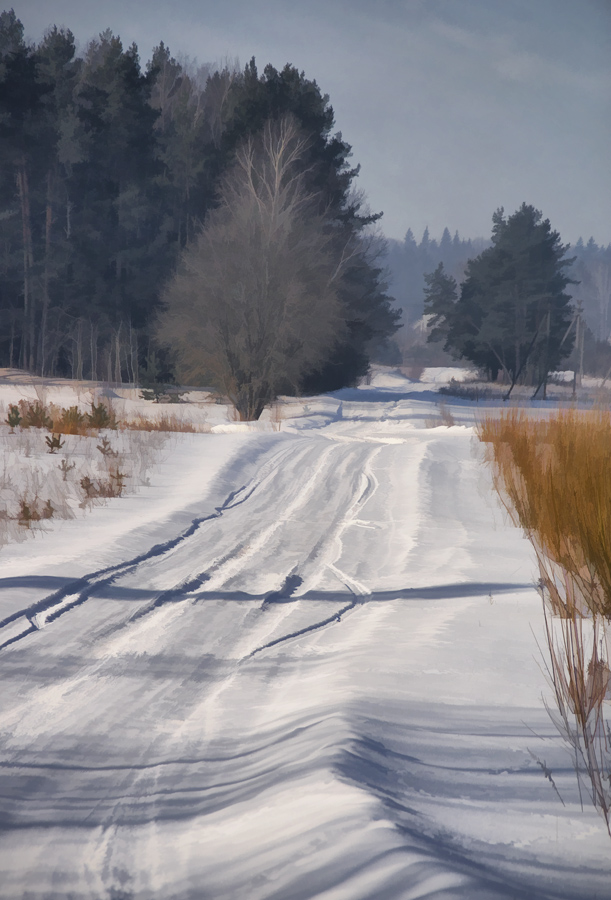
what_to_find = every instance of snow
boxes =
[0,368,609,899]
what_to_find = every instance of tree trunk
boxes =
[9,316,15,368]
[16,160,34,371]
[40,169,54,377]
[114,324,123,384]
[90,321,98,382]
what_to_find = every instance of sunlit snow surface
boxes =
[0,368,609,899]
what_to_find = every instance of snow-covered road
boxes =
[0,377,609,899]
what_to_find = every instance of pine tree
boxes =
[423,263,458,344]
[436,204,576,386]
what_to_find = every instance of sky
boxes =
[15,0,611,247]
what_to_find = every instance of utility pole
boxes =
[572,302,583,398]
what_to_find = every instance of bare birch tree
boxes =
[157,115,346,419]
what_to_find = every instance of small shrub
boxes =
[18,497,41,527]
[439,380,497,401]
[140,385,185,403]
[87,401,117,430]
[18,400,52,430]
[425,400,455,428]
[166,390,186,404]
[271,401,285,431]
[97,436,118,458]
[53,405,87,435]
[58,458,76,481]
[108,469,126,497]
[404,364,425,382]
[124,414,197,432]
[45,433,65,454]
[140,385,166,403]
[438,400,455,427]
[6,404,21,431]
[80,475,97,500]
[80,470,126,501]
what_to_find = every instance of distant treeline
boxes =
[385,227,611,373]
[385,227,491,326]
[0,10,397,386]
[387,230,611,338]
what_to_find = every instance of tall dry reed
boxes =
[478,408,611,835]
[478,408,611,618]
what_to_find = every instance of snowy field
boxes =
[0,367,609,900]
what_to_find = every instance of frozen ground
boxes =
[0,368,609,899]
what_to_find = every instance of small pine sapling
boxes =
[45,433,65,454]
[88,401,117,430]
[80,475,98,499]
[18,498,41,527]
[109,469,126,496]
[6,405,21,432]
[58,458,76,481]
[19,400,52,430]
[97,436,118,458]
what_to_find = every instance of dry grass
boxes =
[477,407,611,835]
[122,413,200,432]
[4,399,206,435]
[478,408,611,619]
[0,414,170,548]
[8,399,118,435]
[425,399,456,428]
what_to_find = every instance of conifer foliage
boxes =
[426,204,576,385]
[0,11,398,393]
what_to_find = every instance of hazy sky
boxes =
[16,0,611,246]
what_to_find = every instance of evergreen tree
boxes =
[429,204,576,386]
[0,10,49,369]
[423,263,458,344]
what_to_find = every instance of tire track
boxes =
[0,441,302,652]
[243,446,382,658]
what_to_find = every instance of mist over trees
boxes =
[385,227,490,327]
[569,238,611,342]
[0,9,398,395]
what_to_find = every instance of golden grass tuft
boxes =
[122,413,198,433]
[50,405,89,435]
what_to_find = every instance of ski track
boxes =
[0,405,610,900]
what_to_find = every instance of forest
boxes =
[1,7,610,400]
[0,9,398,401]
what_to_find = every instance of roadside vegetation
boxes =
[478,408,611,836]
[0,391,206,548]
